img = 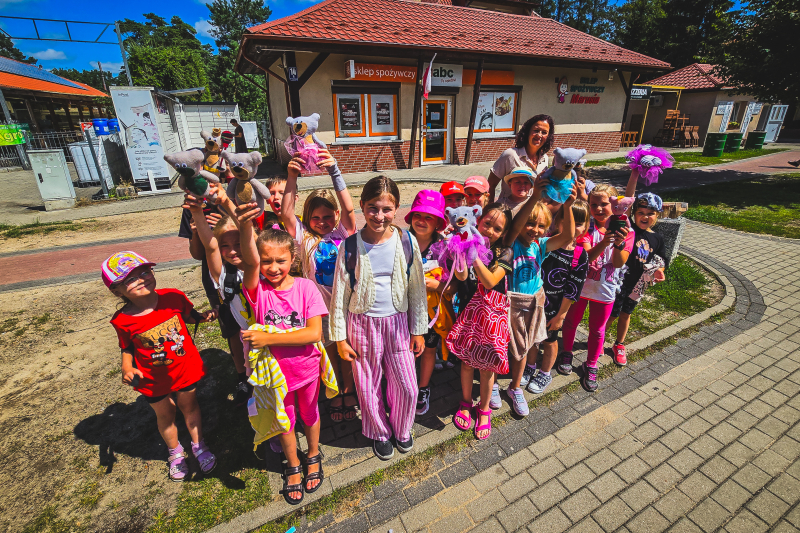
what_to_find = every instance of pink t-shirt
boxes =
[245,277,328,391]
[577,220,635,303]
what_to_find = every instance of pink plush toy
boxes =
[626,144,674,186]
[607,195,635,232]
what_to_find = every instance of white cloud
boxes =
[31,49,67,60]
[91,61,124,73]
[194,19,215,38]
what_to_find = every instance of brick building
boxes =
[235,0,670,173]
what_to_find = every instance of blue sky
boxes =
[0,0,310,73]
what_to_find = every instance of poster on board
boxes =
[475,92,494,132]
[369,94,396,135]
[240,121,259,149]
[110,87,171,185]
[339,98,362,131]
[493,92,515,131]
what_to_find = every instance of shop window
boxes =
[473,90,518,137]
[333,92,398,141]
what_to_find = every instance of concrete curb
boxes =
[204,250,736,533]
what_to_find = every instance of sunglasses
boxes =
[115,268,154,288]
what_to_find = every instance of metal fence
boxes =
[25,131,86,163]
[0,144,26,168]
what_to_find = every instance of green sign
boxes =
[0,124,25,146]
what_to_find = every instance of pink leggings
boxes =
[284,378,321,432]
[562,297,614,369]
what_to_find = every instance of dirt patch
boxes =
[0,268,223,533]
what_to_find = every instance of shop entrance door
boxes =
[764,105,788,143]
[421,97,452,165]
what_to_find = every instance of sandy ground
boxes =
[0,267,213,533]
[0,182,433,254]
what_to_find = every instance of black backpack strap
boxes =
[222,263,239,305]
[345,234,358,290]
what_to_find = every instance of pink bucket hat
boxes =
[464,175,489,193]
[102,251,156,288]
[405,190,446,230]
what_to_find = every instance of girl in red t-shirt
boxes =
[105,251,217,482]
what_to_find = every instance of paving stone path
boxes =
[288,221,800,533]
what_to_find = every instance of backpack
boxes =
[220,263,252,315]
[344,228,414,290]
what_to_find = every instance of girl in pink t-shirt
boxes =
[237,210,328,506]
[560,183,634,393]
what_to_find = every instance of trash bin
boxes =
[745,130,767,150]
[703,133,728,157]
[724,132,744,153]
[92,118,110,136]
[108,118,119,132]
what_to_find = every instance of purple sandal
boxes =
[474,407,492,440]
[454,400,473,431]
[191,440,217,474]
[167,447,189,482]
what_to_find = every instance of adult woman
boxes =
[487,114,555,208]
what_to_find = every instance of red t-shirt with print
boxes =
[111,288,205,397]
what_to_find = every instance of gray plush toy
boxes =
[540,147,587,203]
[222,151,270,215]
[285,113,346,192]
[164,148,220,201]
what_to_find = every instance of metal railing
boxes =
[25,131,86,162]
[0,144,25,168]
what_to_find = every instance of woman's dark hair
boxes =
[361,175,400,207]
[515,114,555,162]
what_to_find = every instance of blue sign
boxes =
[287,67,298,82]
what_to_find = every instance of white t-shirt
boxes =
[491,146,548,204]
[212,265,254,330]
[363,230,400,317]
[294,218,350,310]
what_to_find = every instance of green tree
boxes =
[118,14,212,94]
[0,34,36,64]
[707,0,799,106]
[612,0,667,60]
[50,67,125,92]
[205,0,272,117]
[657,0,733,68]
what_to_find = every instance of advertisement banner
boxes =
[110,87,171,184]
[0,124,26,146]
[630,85,652,100]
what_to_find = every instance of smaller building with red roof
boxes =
[624,63,787,147]
[235,0,672,173]
[0,56,111,133]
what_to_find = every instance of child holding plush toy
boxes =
[281,142,359,422]
[559,183,634,392]
[446,203,513,440]
[606,169,668,366]
[405,190,451,416]
[503,179,577,416]
[329,176,427,461]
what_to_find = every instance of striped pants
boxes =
[348,312,417,442]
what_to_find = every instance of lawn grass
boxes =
[585,147,787,168]
[584,254,715,344]
[0,220,89,238]
[662,172,800,239]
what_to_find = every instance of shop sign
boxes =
[570,77,606,93]
[556,77,568,103]
[570,94,600,104]
[345,61,510,86]
[0,124,25,146]
[630,86,652,100]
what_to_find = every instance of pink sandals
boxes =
[167,447,189,482]
[474,407,492,440]
[454,400,473,431]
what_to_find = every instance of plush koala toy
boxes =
[285,113,346,192]
[446,205,483,240]
[222,151,270,215]
[164,149,220,201]
[201,128,226,177]
[540,147,587,203]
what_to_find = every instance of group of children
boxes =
[105,117,669,505]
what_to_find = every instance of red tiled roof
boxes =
[0,71,107,97]
[246,0,671,69]
[646,63,728,90]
